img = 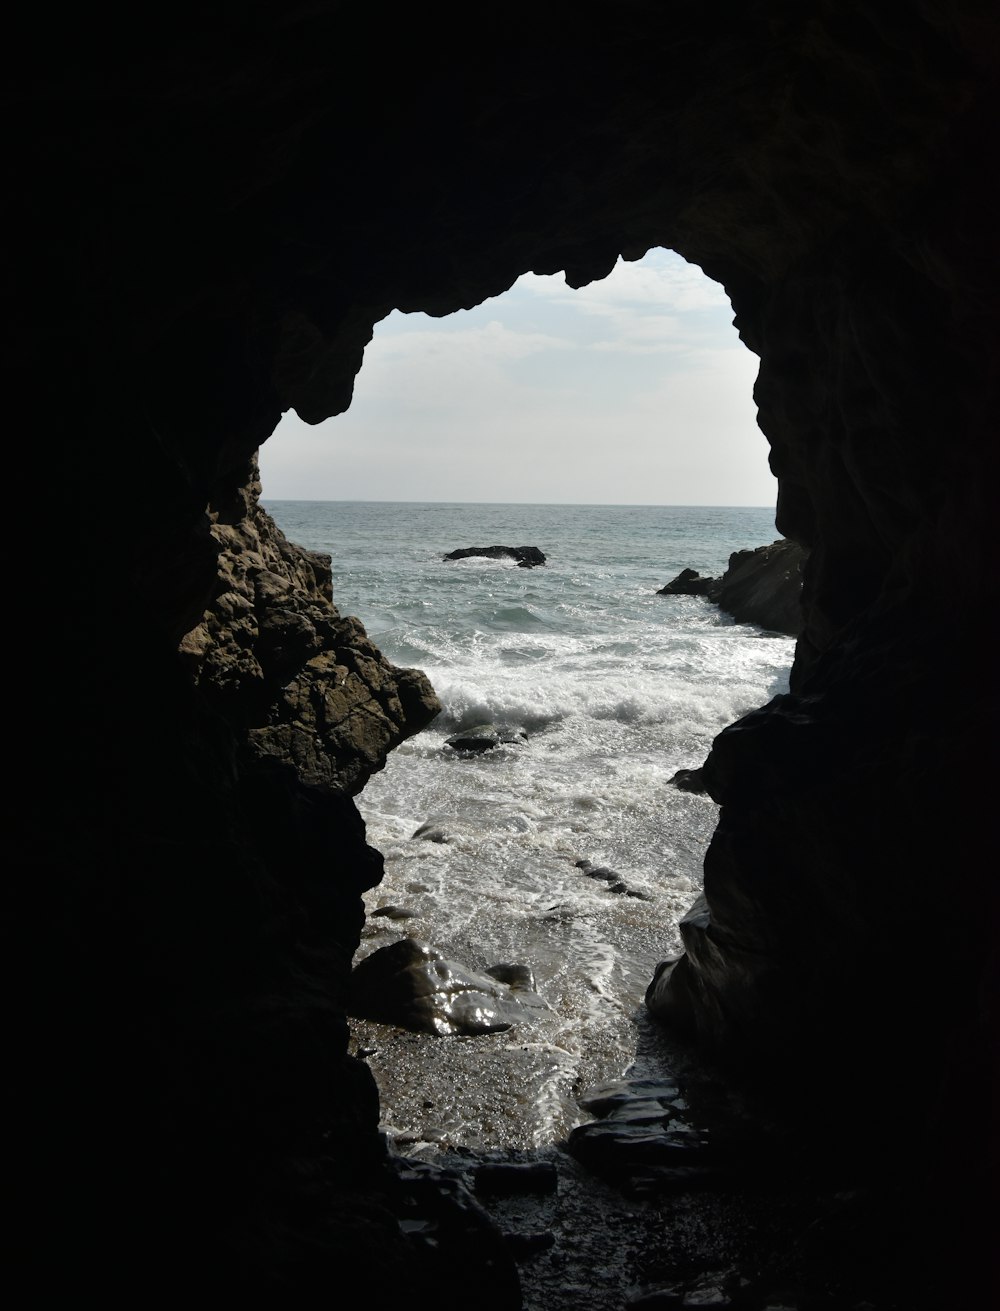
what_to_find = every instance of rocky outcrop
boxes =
[444,546,546,568]
[658,539,807,636]
[180,459,440,793]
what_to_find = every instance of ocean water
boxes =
[263,501,794,1152]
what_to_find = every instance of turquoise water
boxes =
[263,500,793,1150]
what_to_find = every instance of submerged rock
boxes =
[445,723,528,753]
[576,859,652,899]
[348,938,548,1036]
[411,820,451,843]
[444,545,546,567]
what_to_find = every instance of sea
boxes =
[262,500,794,1155]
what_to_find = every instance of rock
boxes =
[411,821,450,843]
[445,723,528,753]
[502,1230,556,1259]
[679,1273,738,1307]
[471,1161,558,1196]
[575,859,619,882]
[180,458,442,795]
[348,938,549,1035]
[370,904,417,920]
[578,1077,682,1118]
[627,1291,685,1310]
[388,1159,522,1309]
[484,962,537,992]
[712,539,808,637]
[444,545,546,568]
[576,859,651,899]
[568,1073,734,1195]
[657,567,715,596]
[657,539,807,637]
[670,767,708,794]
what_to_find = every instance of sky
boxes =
[258,248,775,506]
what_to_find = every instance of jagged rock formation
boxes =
[10,2,997,1304]
[180,459,440,792]
[659,538,807,635]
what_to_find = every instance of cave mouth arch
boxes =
[250,248,798,1154]
[259,247,773,508]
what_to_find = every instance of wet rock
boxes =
[348,938,549,1036]
[444,545,546,568]
[576,860,652,900]
[578,1077,682,1118]
[576,859,619,882]
[370,904,417,920]
[411,821,450,842]
[670,767,708,794]
[472,1161,558,1196]
[485,962,537,992]
[445,723,528,753]
[569,1074,730,1194]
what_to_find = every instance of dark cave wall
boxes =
[10,0,997,1296]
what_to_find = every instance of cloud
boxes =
[519,250,731,315]
[370,318,572,363]
[259,248,773,505]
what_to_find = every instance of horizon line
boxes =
[260,497,777,509]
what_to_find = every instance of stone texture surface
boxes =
[349,938,549,1036]
[9,2,998,1304]
[180,458,440,794]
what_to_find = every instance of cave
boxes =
[12,4,996,1307]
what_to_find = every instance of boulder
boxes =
[484,961,537,992]
[444,546,546,568]
[348,938,548,1036]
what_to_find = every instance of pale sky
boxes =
[258,248,775,505]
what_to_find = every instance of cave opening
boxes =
[259,248,773,506]
[252,248,795,1155]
